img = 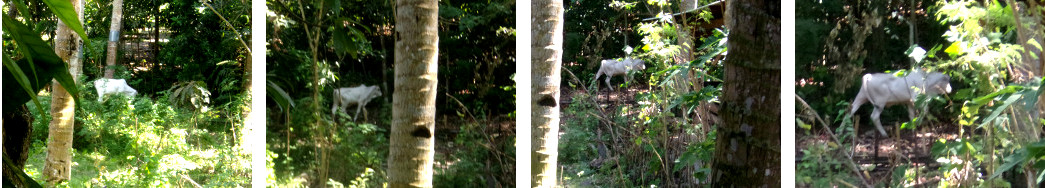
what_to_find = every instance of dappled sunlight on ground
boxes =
[798,123,962,186]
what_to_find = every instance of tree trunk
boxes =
[242,56,251,118]
[531,0,564,187]
[153,0,160,68]
[44,0,84,183]
[3,106,34,170]
[709,0,780,186]
[388,0,438,187]
[104,0,126,78]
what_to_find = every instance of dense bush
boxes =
[796,0,1045,186]
[22,85,250,187]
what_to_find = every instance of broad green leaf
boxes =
[52,63,81,106]
[978,92,1021,129]
[891,165,909,186]
[267,80,296,111]
[5,15,49,69]
[3,54,47,116]
[2,14,80,114]
[41,0,88,39]
[991,149,1027,179]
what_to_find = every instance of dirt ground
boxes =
[797,121,963,186]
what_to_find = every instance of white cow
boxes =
[594,58,646,91]
[332,84,382,121]
[849,70,951,136]
[94,78,138,102]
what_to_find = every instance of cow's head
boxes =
[633,59,646,70]
[367,86,382,100]
[925,72,951,95]
[626,58,646,71]
[127,87,139,97]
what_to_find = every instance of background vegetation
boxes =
[796,0,1045,186]
[3,0,252,186]
[556,0,728,186]
[264,0,516,186]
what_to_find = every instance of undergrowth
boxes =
[23,84,250,187]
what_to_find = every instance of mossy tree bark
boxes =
[709,0,780,186]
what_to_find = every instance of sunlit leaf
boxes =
[266,79,296,112]
[944,41,963,57]
[2,14,80,114]
[41,0,88,39]
[1028,39,1043,51]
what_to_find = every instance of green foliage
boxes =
[21,87,250,187]
[796,0,948,124]
[2,14,82,116]
[673,129,714,180]
[559,94,602,164]
[1,5,89,186]
[434,121,515,188]
[167,81,212,111]
[40,0,88,39]
[563,0,644,81]
[328,121,390,186]
[557,1,726,186]
[799,0,1044,185]
[796,139,860,187]
[266,78,296,111]
[267,0,515,185]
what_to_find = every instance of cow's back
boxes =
[860,73,913,106]
[95,79,127,91]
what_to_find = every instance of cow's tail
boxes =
[593,60,607,86]
[848,74,873,118]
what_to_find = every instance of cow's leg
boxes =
[354,103,364,121]
[363,108,369,122]
[625,75,631,88]
[331,98,339,118]
[340,104,350,120]
[605,76,614,91]
[595,71,604,91]
[906,103,917,123]
[871,106,888,136]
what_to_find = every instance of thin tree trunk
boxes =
[531,0,564,187]
[153,0,160,68]
[293,0,329,185]
[709,0,780,186]
[1030,0,1045,118]
[388,0,438,187]
[44,0,84,183]
[104,0,126,78]
[1006,1,1042,186]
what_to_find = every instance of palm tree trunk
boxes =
[43,0,84,183]
[531,0,564,187]
[104,0,125,78]
[709,0,780,186]
[388,0,438,187]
